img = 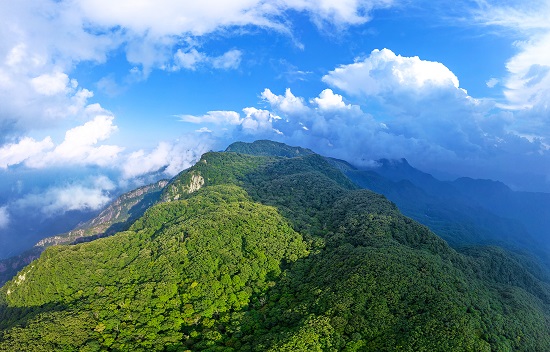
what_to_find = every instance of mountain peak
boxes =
[225,140,315,158]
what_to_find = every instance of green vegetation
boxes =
[0,140,549,351]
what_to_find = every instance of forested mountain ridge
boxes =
[1,140,549,351]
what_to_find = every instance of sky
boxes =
[1,0,550,257]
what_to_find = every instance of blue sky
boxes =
[1,0,550,256]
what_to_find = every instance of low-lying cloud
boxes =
[14,175,116,216]
[122,136,214,179]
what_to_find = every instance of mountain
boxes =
[0,140,549,351]
[452,177,550,247]
[343,158,550,274]
[0,180,167,287]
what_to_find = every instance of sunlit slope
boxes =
[0,184,308,351]
[0,141,549,351]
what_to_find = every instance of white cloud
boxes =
[319,49,497,158]
[26,113,123,168]
[261,88,309,114]
[75,0,394,37]
[241,107,280,133]
[0,137,54,169]
[0,206,9,229]
[503,33,550,109]
[486,77,499,88]
[122,137,213,179]
[173,49,206,71]
[323,48,460,98]
[173,48,243,71]
[312,89,350,110]
[211,49,242,70]
[179,110,242,125]
[31,72,70,96]
[280,0,395,27]
[475,1,550,111]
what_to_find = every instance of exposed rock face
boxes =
[187,173,204,193]
[164,171,204,201]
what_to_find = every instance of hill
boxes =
[0,140,549,351]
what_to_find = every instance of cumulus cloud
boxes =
[318,48,501,159]
[0,206,9,229]
[261,88,309,114]
[323,48,461,98]
[241,107,281,134]
[312,89,350,110]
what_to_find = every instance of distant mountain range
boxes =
[343,158,550,272]
[1,140,549,350]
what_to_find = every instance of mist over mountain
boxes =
[1,140,549,351]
